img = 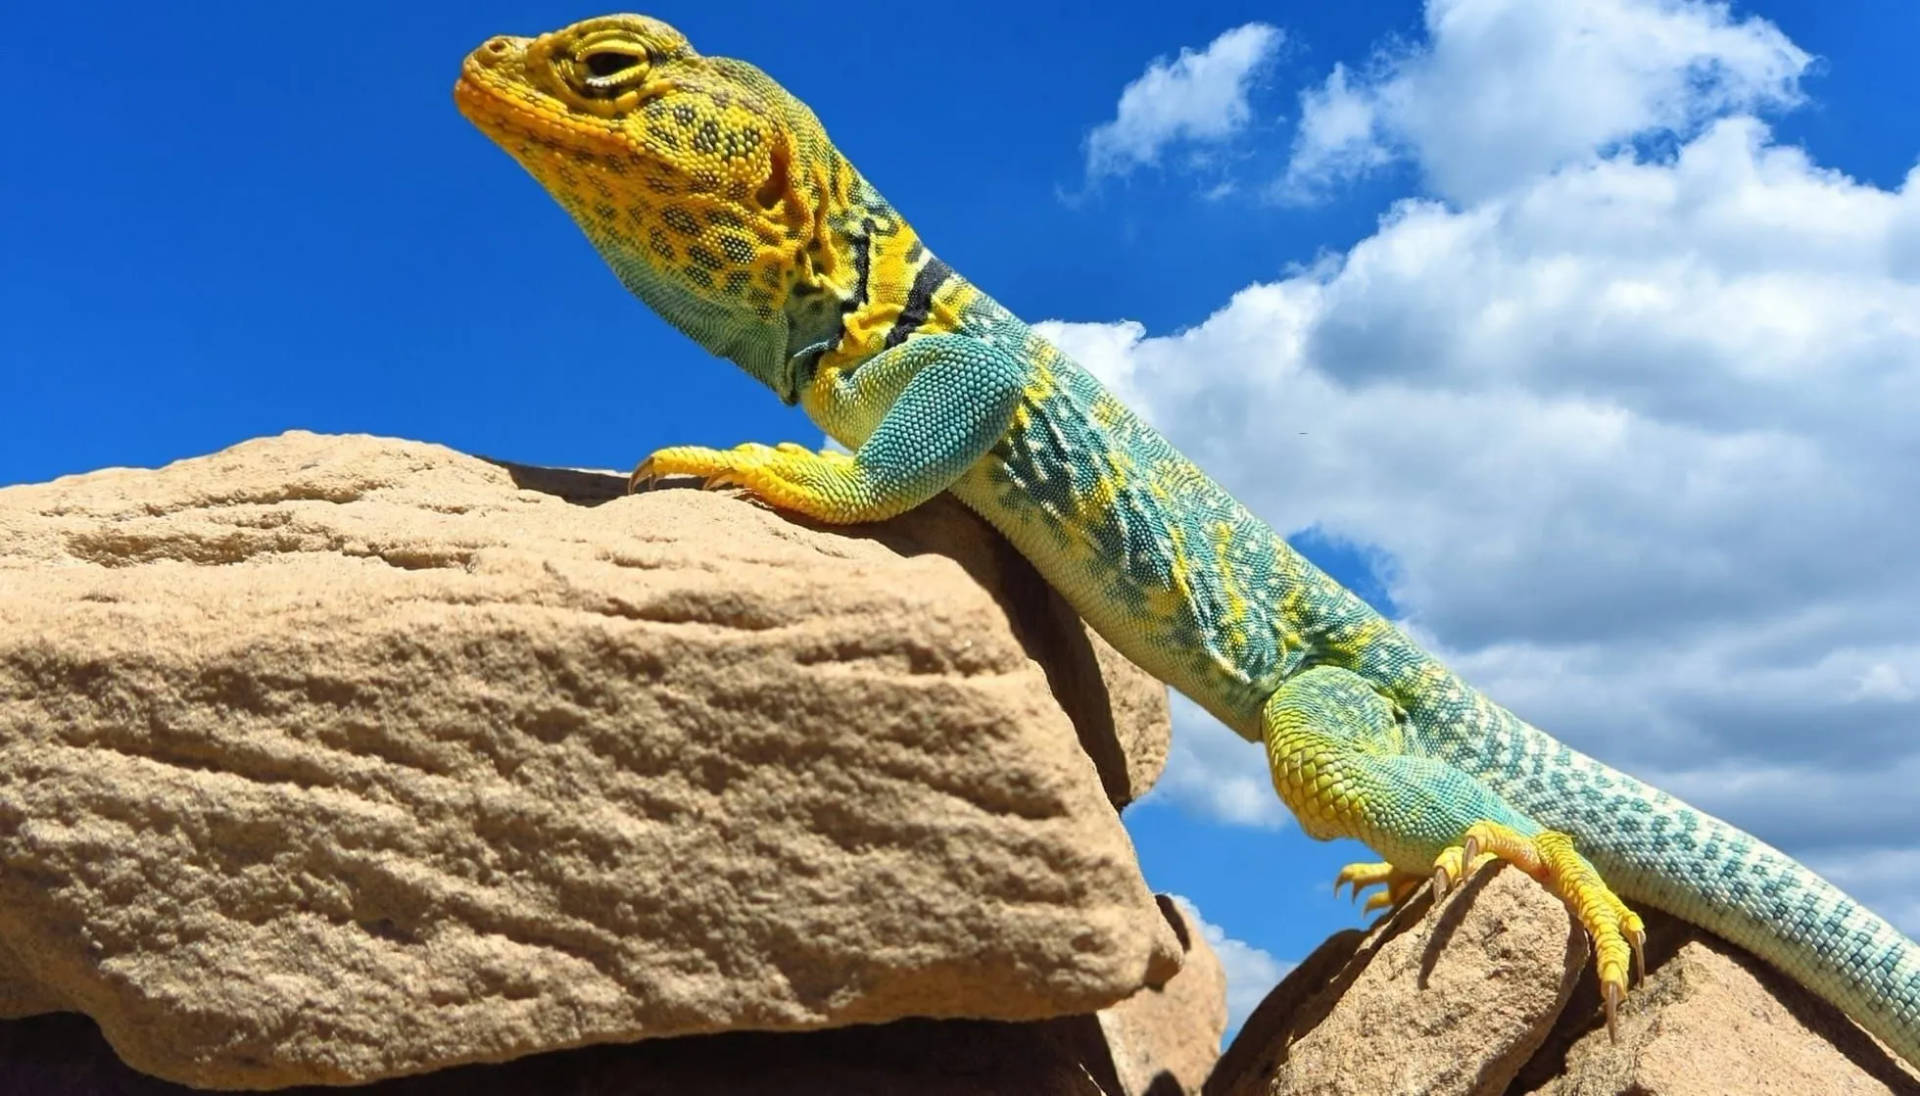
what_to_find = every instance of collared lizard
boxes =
[455,13,1920,1064]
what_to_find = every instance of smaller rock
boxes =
[1210,866,1586,1096]
[1214,864,1920,1096]
[1516,908,1920,1096]
[1095,895,1229,1095]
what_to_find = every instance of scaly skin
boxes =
[456,14,1920,1062]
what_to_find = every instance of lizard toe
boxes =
[1433,821,1644,1038]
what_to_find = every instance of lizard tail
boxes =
[1495,729,1920,1068]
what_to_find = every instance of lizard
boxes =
[454,12,1920,1065]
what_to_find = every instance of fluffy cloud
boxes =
[1170,895,1295,1036]
[1084,23,1283,181]
[1038,46,1920,922]
[1151,694,1290,830]
[1279,63,1394,201]
[1283,0,1812,202]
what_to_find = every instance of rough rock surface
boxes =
[1514,904,1920,1096]
[1210,867,1584,1096]
[1099,895,1229,1095]
[1213,865,1920,1096]
[0,432,1182,1090]
[0,891,1226,1095]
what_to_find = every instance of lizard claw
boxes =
[614,441,865,522]
[1434,822,1643,1038]
[1333,861,1394,901]
[627,444,754,496]
[1334,861,1424,916]
[1429,845,1470,910]
[627,458,659,495]
[1429,833,1505,913]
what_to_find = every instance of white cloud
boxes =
[1084,23,1284,181]
[1146,694,1290,830]
[1040,35,1920,921]
[1170,895,1295,1036]
[1275,63,1394,203]
[1284,0,1812,202]
[1855,663,1916,704]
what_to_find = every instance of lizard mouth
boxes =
[453,55,635,160]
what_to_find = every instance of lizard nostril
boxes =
[468,37,513,70]
[474,37,516,66]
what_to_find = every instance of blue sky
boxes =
[6,0,1919,1036]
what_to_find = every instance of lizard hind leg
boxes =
[1260,666,1646,1037]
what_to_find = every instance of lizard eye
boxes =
[583,50,643,79]
[556,40,653,105]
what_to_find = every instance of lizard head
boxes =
[455,14,838,403]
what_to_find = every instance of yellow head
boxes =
[455,14,846,401]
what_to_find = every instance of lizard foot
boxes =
[1431,821,1646,1039]
[1334,861,1425,914]
[628,443,855,504]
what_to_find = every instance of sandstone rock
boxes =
[1215,865,1920,1096]
[0,892,1223,1094]
[0,432,1179,1089]
[1515,907,1920,1096]
[1209,867,1586,1096]
[490,456,1171,810]
[1095,894,1228,1095]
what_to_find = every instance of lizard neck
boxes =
[784,173,974,379]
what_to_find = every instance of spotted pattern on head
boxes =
[456,14,874,395]
[457,14,994,398]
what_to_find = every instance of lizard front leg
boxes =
[632,334,1027,524]
[1262,666,1645,1035]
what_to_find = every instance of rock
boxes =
[489,455,1171,810]
[0,893,1223,1095]
[1210,866,1584,1096]
[1515,907,1920,1096]
[0,432,1182,1089]
[1096,894,1228,1095]
[1215,864,1920,1096]
[1204,926,1367,1096]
